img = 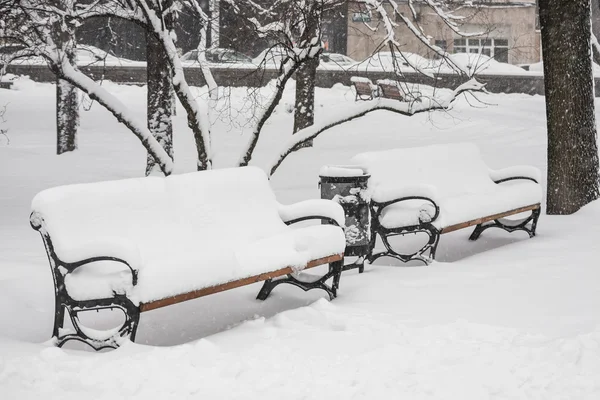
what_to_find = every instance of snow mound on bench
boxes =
[351,143,542,229]
[31,167,345,303]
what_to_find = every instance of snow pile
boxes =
[529,61,600,77]
[278,199,345,226]
[319,165,367,178]
[435,53,530,76]
[349,76,373,84]
[0,73,18,83]
[31,166,345,303]
[351,143,542,228]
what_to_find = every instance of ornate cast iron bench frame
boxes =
[31,212,344,351]
[366,175,541,265]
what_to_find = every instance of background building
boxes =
[347,0,540,65]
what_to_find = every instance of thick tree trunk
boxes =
[140,0,211,171]
[145,30,174,176]
[292,3,322,149]
[54,20,79,156]
[540,0,600,214]
[56,78,79,154]
[593,1,600,64]
[293,56,319,135]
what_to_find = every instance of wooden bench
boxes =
[30,167,346,350]
[350,143,542,264]
[0,80,13,90]
[351,76,378,101]
[376,79,406,101]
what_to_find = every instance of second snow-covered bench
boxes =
[351,143,542,264]
[30,167,346,350]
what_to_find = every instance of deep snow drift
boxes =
[1,78,599,399]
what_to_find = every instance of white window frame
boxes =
[453,37,509,62]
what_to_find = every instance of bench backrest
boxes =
[377,80,404,100]
[353,81,373,95]
[31,167,287,258]
[351,143,497,202]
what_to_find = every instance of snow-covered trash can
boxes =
[319,165,370,273]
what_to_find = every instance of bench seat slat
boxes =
[139,254,343,312]
[440,204,540,234]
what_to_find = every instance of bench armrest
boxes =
[370,184,440,205]
[489,166,541,184]
[30,213,140,285]
[371,185,441,227]
[278,199,345,227]
[58,239,140,285]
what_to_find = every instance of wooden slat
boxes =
[354,82,373,96]
[440,204,540,235]
[379,84,403,100]
[139,254,343,312]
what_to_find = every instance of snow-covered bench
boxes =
[351,143,542,264]
[351,76,378,101]
[30,167,346,350]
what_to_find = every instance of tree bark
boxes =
[53,12,79,156]
[593,0,600,64]
[56,78,79,154]
[292,2,322,148]
[145,30,174,176]
[540,0,600,214]
[293,56,319,135]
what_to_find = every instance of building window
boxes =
[493,39,509,63]
[454,37,509,62]
[453,38,466,53]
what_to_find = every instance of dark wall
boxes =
[5,63,574,96]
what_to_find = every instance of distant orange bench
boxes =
[376,79,406,101]
[351,76,378,101]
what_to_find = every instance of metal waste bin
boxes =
[319,165,370,272]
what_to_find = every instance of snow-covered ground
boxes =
[1,78,600,399]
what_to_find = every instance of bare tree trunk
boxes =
[292,3,322,148]
[293,56,318,135]
[54,20,79,155]
[138,0,212,171]
[56,78,79,154]
[146,30,174,176]
[540,0,600,214]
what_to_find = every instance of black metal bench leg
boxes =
[331,260,343,296]
[342,256,365,273]
[369,225,440,265]
[52,295,140,351]
[469,207,541,241]
[52,299,66,340]
[256,260,344,301]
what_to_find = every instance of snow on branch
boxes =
[235,0,344,167]
[356,0,484,77]
[57,56,174,174]
[136,0,212,170]
[3,0,174,174]
[267,79,486,176]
